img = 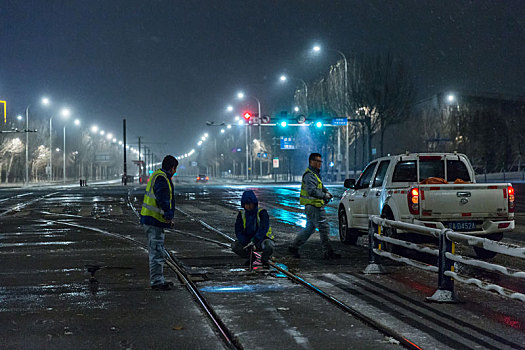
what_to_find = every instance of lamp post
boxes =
[279,74,309,114]
[237,92,262,178]
[60,108,75,183]
[312,45,349,180]
[23,105,30,185]
[41,97,54,182]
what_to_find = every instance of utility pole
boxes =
[138,136,142,179]
[123,119,127,185]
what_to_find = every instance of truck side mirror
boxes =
[344,178,356,189]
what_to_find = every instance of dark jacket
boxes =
[235,190,270,246]
[140,168,175,228]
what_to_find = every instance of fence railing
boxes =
[365,215,525,303]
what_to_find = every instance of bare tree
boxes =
[347,53,415,156]
[0,137,24,183]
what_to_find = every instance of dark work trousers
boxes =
[290,204,332,253]
[231,238,275,263]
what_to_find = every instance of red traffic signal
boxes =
[243,111,252,121]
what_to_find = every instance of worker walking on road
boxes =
[288,153,341,259]
[232,190,275,267]
[140,155,178,290]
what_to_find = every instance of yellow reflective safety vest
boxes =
[299,167,325,207]
[140,169,173,224]
[240,208,274,240]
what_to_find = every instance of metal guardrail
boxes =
[365,215,525,303]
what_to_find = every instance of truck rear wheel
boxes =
[338,208,359,245]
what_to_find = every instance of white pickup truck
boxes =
[338,153,515,258]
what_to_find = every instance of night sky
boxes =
[1,0,523,155]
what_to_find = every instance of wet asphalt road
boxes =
[1,179,524,349]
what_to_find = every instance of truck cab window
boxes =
[392,161,416,182]
[447,160,471,182]
[355,162,377,189]
[419,160,444,180]
[372,160,390,187]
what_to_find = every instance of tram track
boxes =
[126,188,423,350]
[128,187,525,350]
[0,192,59,217]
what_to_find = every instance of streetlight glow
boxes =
[226,105,233,112]
[313,45,321,52]
[294,106,299,112]
[220,129,225,133]
[74,119,80,126]
[447,94,456,103]
[100,130,105,135]
[91,125,99,133]
[280,75,287,82]
[227,124,232,129]
[42,97,50,105]
[204,133,209,138]
[17,115,23,120]
[237,92,244,99]
[61,108,71,118]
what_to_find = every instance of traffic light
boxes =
[280,121,288,127]
[243,111,252,122]
[315,121,323,128]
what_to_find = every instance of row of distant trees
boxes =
[0,117,123,183]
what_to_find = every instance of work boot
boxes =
[323,250,341,260]
[288,246,300,258]
[151,281,174,291]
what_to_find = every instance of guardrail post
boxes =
[426,229,458,303]
[363,219,386,274]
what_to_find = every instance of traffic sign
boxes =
[261,115,271,124]
[332,118,347,126]
[280,136,296,150]
[273,158,279,168]
[0,100,6,123]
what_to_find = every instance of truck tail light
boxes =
[508,186,515,213]
[407,187,419,215]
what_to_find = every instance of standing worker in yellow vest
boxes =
[140,155,178,290]
[232,190,275,267]
[288,153,341,259]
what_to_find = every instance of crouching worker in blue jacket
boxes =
[232,190,275,267]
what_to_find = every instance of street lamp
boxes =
[24,105,30,185]
[60,108,76,184]
[226,105,233,112]
[279,74,308,114]
[237,92,263,178]
[41,97,55,182]
[312,44,349,180]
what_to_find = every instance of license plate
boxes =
[448,221,476,231]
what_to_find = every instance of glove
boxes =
[243,241,255,250]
